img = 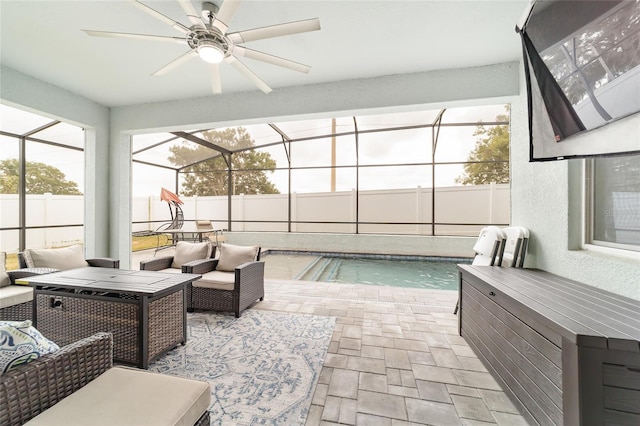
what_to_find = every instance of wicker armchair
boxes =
[0,332,113,426]
[183,244,264,318]
[140,241,215,273]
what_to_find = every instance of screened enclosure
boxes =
[0,104,85,254]
[0,101,513,256]
[132,104,511,237]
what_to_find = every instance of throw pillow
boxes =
[216,244,259,272]
[0,252,9,288]
[23,245,89,270]
[0,320,59,374]
[171,241,212,269]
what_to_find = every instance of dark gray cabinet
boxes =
[457,265,640,426]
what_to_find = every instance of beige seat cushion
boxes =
[193,270,235,291]
[23,245,89,270]
[0,252,9,288]
[25,366,211,426]
[171,241,212,269]
[216,244,258,272]
[0,285,33,309]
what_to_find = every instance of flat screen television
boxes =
[517,0,640,161]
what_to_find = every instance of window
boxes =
[588,155,640,251]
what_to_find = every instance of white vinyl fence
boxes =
[1,184,509,252]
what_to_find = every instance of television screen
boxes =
[518,0,640,160]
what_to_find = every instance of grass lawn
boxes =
[132,234,169,251]
[5,235,169,271]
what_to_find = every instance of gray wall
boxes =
[509,69,639,300]
[225,232,476,259]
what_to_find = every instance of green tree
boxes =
[455,110,510,185]
[168,127,280,196]
[0,159,82,194]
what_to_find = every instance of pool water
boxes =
[263,253,470,290]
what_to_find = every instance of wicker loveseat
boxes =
[18,245,120,270]
[0,246,119,322]
[0,252,59,321]
[0,332,113,426]
[183,244,264,318]
[1,332,211,426]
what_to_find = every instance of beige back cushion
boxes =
[0,252,10,288]
[196,220,213,230]
[216,244,258,272]
[23,245,89,270]
[171,241,212,268]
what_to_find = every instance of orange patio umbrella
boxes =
[160,187,184,224]
[160,187,183,205]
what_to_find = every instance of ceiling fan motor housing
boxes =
[201,2,220,20]
[188,30,229,55]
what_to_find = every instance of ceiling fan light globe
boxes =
[198,43,224,64]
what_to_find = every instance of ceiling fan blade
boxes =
[226,55,272,93]
[212,0,241,33]
[227,18,320,44]
[210,64,222,94]
[152,50,198,76]
[129,0,190,34]
[82,30,185,44]
[234,46,311,73]
[177,0,206,28]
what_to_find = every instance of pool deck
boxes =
[132,248,528,425]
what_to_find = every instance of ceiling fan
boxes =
[82,0,320,94]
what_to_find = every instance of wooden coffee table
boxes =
[20,267,201,369]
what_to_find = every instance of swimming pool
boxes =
[261,252,471,291]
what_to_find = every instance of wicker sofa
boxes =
[0,332,113,426]
[0,332,211,426]
[18,245,120,270]
[183,244,264,318]
[0,252,60,321]
[0,247,119,322]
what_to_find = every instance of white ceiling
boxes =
[0,0,528,108]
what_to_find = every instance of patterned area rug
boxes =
[150,310,335,425]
